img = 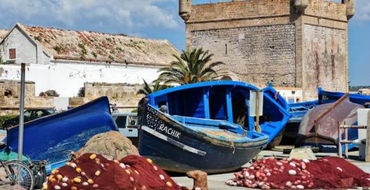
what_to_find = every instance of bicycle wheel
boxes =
[4,160,34,190]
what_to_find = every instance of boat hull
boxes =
[139,105,268,174]
[5,97,118,173]
[319,88,370,106]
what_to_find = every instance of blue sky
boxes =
[0,0,368,86]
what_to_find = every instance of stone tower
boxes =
[179,0,355,101]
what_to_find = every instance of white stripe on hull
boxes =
[142,126,207,156]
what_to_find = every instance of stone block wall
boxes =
[180,0,353,100]
[0,80,35,98]
[84,82,144,112]
[0,81,145,115]
[302,24,347,99]
[190,24,296,87]
[0,96,54,115]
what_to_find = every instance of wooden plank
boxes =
[255,91,261,132]
[345,128,348,158]
[203,88,210,119]
[366,111,370,162]
[226,88,234,123]
[338,122,342,158]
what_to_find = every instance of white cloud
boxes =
[355,0,370,22]
[0,0,180,30]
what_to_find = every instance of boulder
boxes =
[75,131,139,160]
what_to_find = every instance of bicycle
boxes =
[0,158,35,190]
[0,140,48,190]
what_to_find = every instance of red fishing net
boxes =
[226,157,370,189]
[45,153,188,190]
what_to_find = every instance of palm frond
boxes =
[157,48,229,86]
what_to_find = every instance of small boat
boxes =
[1,97,118,174]
[296,95,363,151]
[279,101,318,145]
[281,88,370,147]
[138,81,290,173]
[261,85,292,147]
[318,87,370,106]
[289,101,318,123]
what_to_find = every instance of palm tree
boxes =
[136,79,168,96]
[157,48,229,85]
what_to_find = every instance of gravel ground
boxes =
[1,150,369,190]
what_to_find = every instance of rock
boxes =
[75,131,139,160]
[289,148,316,160]
[187,170,208,190]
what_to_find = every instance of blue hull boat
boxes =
[296,96,363,152]
[290,88,370,122]
[289,101,318,123]
[2,97,118,174]
[138,81,290,173]
[285,88,370,151]
[318,87,370,106]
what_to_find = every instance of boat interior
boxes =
[148,85,288,142]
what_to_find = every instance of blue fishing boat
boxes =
[1,97,118,174]
[281,88,370,151]
[318,87,370,106]
[289,100,318,123]
[296,95,363,152]
[138,81,290,173]
[291,88,370,122]
[261,85,291,147]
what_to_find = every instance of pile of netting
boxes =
[44,153,188,190]
[226,157,370,189]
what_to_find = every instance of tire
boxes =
[4,160,35,190]
[33,166,46,189]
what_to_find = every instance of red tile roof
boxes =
[17,24,179,66]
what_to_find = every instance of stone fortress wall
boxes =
[0,81,143,115]
[179,0,355,100]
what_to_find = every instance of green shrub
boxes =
[0,115,17,129]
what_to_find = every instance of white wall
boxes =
[0,61,160,97]
[276,89,303,104]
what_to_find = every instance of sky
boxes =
[0,0,368,86]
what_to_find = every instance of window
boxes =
[115,116,127,129]
[9,49,16,59]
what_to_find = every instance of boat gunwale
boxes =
[6,97,113,131]
[145,104,268,148]
[146,81,260,99]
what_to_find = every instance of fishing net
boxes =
[226,157,370,189]
[75,131,139,160]
[45,153,188,190]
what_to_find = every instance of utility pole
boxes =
[18,63,26,162]
[366,111,370,162]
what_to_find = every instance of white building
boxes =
[274,87,303,104]
[0,23,179,97]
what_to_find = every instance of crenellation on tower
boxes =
[179,0,354,101]
[294,0,308,12]
[179,0,192,21]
